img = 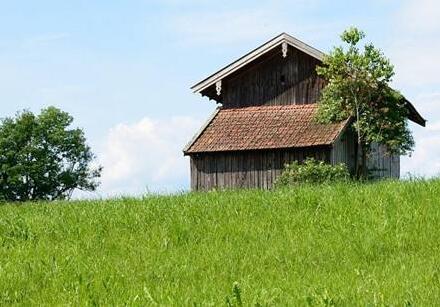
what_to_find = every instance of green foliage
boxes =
[276,158,349,187]
[1,179,440,305]
[340,27,365,45]
[316,27,414,177]
[0,107,102,201]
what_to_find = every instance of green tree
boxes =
[0,107,102,201]
[316,27,414,178]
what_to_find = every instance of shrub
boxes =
[275,158,349,187]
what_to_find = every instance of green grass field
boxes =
[1,180,440,305]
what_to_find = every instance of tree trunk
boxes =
[361,144,367,179]
[354,96,365,180]
[356,141,362,179]
[355,135,368,180]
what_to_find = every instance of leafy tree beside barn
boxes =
[316,27,415,179]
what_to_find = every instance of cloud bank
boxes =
[96,116,201,197]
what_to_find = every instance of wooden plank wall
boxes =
[367,143,400,179]
[330,128,356,175]
[222,46,326,108]
[190,147,331,191]
[331,133,399,179]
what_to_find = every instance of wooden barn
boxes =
[183,33,425,191]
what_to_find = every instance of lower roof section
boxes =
[184,104,349,155]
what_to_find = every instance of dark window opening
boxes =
[280,74,286,86]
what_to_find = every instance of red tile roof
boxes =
[184,104,349,154]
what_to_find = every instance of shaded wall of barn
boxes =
[331,128,400,180]
[205,46,327,108]
[367,143,400,179]
[189,147,331,191]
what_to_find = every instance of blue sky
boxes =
[0,0,439,197]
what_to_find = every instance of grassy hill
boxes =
[1,180,440,305]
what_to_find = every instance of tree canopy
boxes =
[0,107,102,201]
[316,27,414,178]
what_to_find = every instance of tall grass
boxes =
[1,179,440,305]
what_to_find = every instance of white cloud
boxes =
[389,0,440,87]
[401,137,440,178]
[426,121,440,132]
[96,116,202,197]
[397,0,440,33]
[401,93,440,178]
[390,38,440,87]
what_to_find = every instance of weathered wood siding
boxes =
[222,46,326,108]
[330,128,356,174]
[367,143,400,179]
[331,132,400,179]
[190,147,330,191]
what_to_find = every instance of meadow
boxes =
[1,179,440,305]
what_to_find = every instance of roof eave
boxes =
[185,144,334,155]
[329,117,353,145]
[183,107,221,155]
[405,98,426,127]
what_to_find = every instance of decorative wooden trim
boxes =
[282,42,288,58]
[215,80,222,96]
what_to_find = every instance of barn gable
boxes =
[192,33,324,100]
[193,33,326,107]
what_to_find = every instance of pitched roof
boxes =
[184,104,349,154]
[191,33,325,94]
